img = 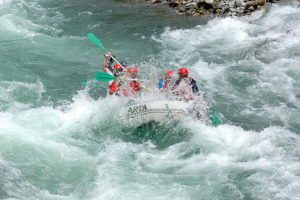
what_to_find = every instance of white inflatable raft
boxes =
[119,99,221,127]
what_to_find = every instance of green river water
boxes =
[0,0,299,199]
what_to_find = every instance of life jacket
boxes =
[159,79,170,89]
[122,80,140,97]
[174,77,199,101]
[165,81,169,88]
[175,77,199,93]
[129,80,140,91]
[109,81,118,95]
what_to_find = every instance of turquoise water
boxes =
[0,0,300,199]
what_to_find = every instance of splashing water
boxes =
[0,0,299,199]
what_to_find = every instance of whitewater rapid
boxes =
[0,0,299,199]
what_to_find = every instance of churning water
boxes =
[0,0,299,199]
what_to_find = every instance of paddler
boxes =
[108,64,127,95]
[102,52,115,74]
[158,70,176,91]
[102,52,127,75]
[121,66,146,97]
[172,68,199,101]
[102,52,126,95]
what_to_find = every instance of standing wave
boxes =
[0,0,299,200]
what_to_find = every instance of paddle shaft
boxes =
[96,72,138,82]
[88,33,126,69]
[108,55,126,70]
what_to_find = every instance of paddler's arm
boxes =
[171,79,181,90]
[118,76,126,86]
[102,52,111,73]
[139,85,146,92]
[171,84,178,90]
[190,78,199,93]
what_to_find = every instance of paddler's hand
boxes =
[120,76,126,81]
[140,85,146,92]
[104,52,111,58]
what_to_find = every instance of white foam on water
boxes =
[90,141,191,200]
[0,80,45,110]
[0,153,73,199]
[0,0,11,6]
[86,2,300,199]
[153,17,253,64]
[0,0,64,39]
[0,85,132,199]
[88,120,299,200]
[153,1,300,130]
[0,87,124,143]
[0,1,300,200]
[187,122,300,199]
[0,14,41,38]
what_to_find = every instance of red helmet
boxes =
[178,68,188,75]
[114,64,122,70]
[165,70,174,77]
[127,66,138,74]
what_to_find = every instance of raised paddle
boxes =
[87,33,126,69]
[82,81,105,88]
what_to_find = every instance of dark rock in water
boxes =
[178,5,185,12]
[256,0,266,5]
[143,0,280,16]
[246,1,257,7]
[169,0,182,7]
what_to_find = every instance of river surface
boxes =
[0,0,299,199]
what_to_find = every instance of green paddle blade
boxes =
[206,107,222,127]
[87,33,108,52]
[82,81,105,88]
[96,77,116,82]
[96,72,118,82]
[96,72,116,78]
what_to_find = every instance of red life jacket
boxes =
[122,81,140,97]
[129,81,140,91]
[109,81,118,95]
